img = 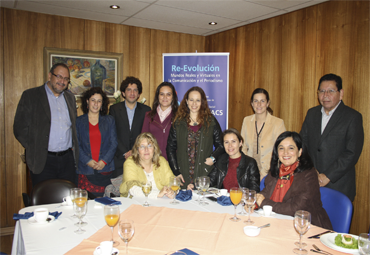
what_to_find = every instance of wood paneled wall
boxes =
[206,1,369,234]
[0,8,205,231]
[0,0,368,241]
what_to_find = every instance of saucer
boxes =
[62,201,73,206]
[256,210,276,217]
[28,215,55,225]
[93,247,119,255]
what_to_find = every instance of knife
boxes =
[308,230,332,239]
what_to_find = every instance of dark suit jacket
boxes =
[260,168,332,229]
[300,101,364,201]
[109,101,151,173]
[13,84,79,174]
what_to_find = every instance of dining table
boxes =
[12,193,354,255]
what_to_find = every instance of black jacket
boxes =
[208,152,260,192]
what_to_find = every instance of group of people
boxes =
[14,63,364,229]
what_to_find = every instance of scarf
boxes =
[270,161,299,202]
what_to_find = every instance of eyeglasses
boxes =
[318,89,338,95]
[138,144,153,151]
[52,73,70,83]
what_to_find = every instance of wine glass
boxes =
[244,190,256,225]
[141,181,152,207]
[229,187,242,222]
[118,219,135,255]
[195,177,202,202]
[104,204,120,247]
[199,176,210,206]
[293,210,311,255]
[238,188,249,215]
[74,189,88,226]
[169,176,180,205]
[74,199,88,234]
[70,188,81,218]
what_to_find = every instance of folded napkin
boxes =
[95,197,122,205]
[217,196,233,206]
[13,211,62,220]
[179,248,199,255]
[176,190,192,202]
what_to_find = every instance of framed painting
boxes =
[44,47,123,97]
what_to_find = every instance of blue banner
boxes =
[163,53,229,131]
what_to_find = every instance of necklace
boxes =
[190,116,198,126]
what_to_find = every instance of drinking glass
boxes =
[74,189,88,226]
[104,204,120,246]
[141,181,152,207]
[70,188,81,218]
[74,200,88,234]
[195,177,202,202]
[199,176,210,206]
[229,187,242,222]
[169,176,180,205]
[244,190,256,225]
[118,219,135,255]
[293,210,311,255]
[238,188,249,215]
[359,233,370,255]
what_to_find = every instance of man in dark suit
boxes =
[109,76,151,176]
[300,73,364,201]
[14,63,79,187]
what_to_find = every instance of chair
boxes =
[260,176,266,191]
[320,187,353,233]
[30,179,76,206]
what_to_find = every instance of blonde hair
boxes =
[131,132,161,168]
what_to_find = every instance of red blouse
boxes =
[89,122,101,162]
[223,156,241,191]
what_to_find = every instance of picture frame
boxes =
[44,47,123,97]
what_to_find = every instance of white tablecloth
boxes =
[12,195,292,255]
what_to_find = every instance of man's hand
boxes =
[124,150,132,159]
[318,173,330,187]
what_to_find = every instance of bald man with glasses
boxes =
[14,63,79,187]
[300,73,364,201]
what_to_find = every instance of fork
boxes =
[312,244,334,255]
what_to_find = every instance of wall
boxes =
[206,1,369,234]
[0,0,369,244]
[0,7,205,238]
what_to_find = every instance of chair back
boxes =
[260,176,266,191]
[31,179,76,206]
[320,187,353,233]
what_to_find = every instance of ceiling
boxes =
[1,0,328,36]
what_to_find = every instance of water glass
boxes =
[359,233,370,255]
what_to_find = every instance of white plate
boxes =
[93,247,119,255]
[256,210,276,217]
[28,215,55,225]
[320,233,360,254]
[61,202,73,206]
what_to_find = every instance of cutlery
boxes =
[310,249,329,255]
[312,244,333,255]
[308,230,332,239]
[258,223,270,229]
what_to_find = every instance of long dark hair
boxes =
[174,86,213,129]
[148,82,178,121]
[269,131,313,178]
[250,88,273,115]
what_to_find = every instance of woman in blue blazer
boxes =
[76,87,117,196]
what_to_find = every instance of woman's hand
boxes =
[87,160,98,169]
[256,193,265,207]
[157,187,168,198]
[205,157,214,166]
[95,160,106,170]
[177,174,185,185]
[187,184,194,190]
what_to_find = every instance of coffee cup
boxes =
[219,189,228,196]
[63,196,73,206]
[263,205,272,216]
[34,208,49,222]
[95,241,113,255]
